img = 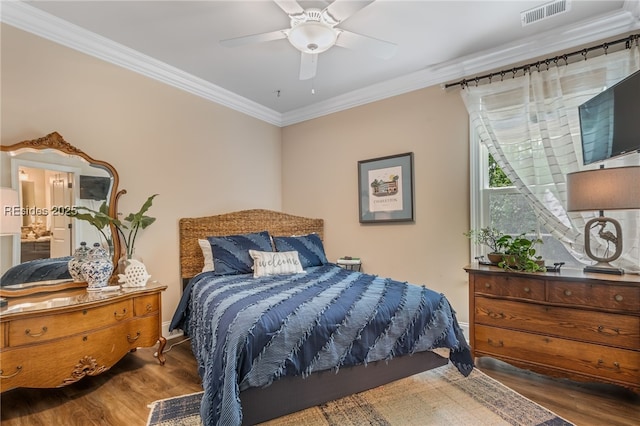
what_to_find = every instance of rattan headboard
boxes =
[179,209,324,281]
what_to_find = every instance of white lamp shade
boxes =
[1,187,22,235]
[566,166,640,212]
[288,22,337,54]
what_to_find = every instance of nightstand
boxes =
[337,257,361,271]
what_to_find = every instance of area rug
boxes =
[146,363,574,426]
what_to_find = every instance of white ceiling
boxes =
[3,1,640,126]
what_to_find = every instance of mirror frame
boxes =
[1,131,125,286]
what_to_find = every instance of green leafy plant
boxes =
[464,227,507,254]
[70,194,158,258]
[113,194,158,258]
[497,232,545,272]
[70,202,113,248]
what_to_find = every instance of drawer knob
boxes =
[0,365,23,379]
[25,326,48,338]
[484,283,491,289]
[564,289,572,296]
[597,325,620,336]
[596,359,621,371]
[487,338,504,348]
[523,287,531,293]
[614,294,623,302]
[114,308,128,320]
[127,331,141,343]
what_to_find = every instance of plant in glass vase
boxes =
[112,194,158,273]
[70,194,158,280]
[69,202,114,254]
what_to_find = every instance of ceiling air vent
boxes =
[521,0,571,26]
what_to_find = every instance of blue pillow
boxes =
[273,234,328,268]
[207,231,273,275]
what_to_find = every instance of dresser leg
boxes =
[156,336,167,365]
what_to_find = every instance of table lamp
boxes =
[566,165,640,274]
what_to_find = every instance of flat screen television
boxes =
[578,69,640,165]
[79,175,111,201]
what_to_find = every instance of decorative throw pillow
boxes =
[249,250,304,278]
[272,233,328,268]
[207,231,273,275]
[198,239,215,272]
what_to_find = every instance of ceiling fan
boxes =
[220,0,397,80]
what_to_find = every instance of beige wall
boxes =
[2,23,472,328]
[1,25,283,329]
[282,88,471,321]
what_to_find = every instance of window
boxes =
[471,134,582,268]
[464,48,640,271]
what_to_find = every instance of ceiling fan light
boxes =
[288,22,337,54]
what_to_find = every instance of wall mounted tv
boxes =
[578,69,640,165]
[79,175,111,201]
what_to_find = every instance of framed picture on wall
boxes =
[358,152,414,223]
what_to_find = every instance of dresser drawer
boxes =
[126,316,160,349]
[0,323,6,349]
[134,294,160,316]
[474,325,639,387]
[8,299,134,346]
[0,322,136,392]
[474,297,640,350]
[473,274,545,301]
[548,281,639,312]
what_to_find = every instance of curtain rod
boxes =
[444,33,640,89]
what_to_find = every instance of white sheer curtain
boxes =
[461,45,640,272]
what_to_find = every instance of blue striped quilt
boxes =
[0,257,72,286]
[170,264,473,426]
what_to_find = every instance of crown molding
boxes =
[283,6,640,125]
[625,0,640,18]
[0,0,283,126]
[2,0,639,127]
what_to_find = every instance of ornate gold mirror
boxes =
[1,132,124,294]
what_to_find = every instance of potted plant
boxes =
[497,232,545,272]
[112,194,158,260]
[70,194,158,262]
[464,227,508,264]
[69,202,114,253]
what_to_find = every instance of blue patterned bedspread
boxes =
[170,264,473,426]
[0,257,72,286]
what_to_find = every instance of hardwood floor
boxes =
[476,357,639,426]
[1,340,638,425]
[0,339,202,426]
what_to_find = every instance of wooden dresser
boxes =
[465,264,639,392]
[0,282,167,392]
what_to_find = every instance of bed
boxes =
[0,256,72,287]
[170,209,473,426]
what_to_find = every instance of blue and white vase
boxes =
[81,243,114,291]
[68,241,89,282]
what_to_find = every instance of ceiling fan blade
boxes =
[299,52,318,80]
[274,0,305,16]
[325,0,375,23]
[335,30,397,59]
[220,30,287,48]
